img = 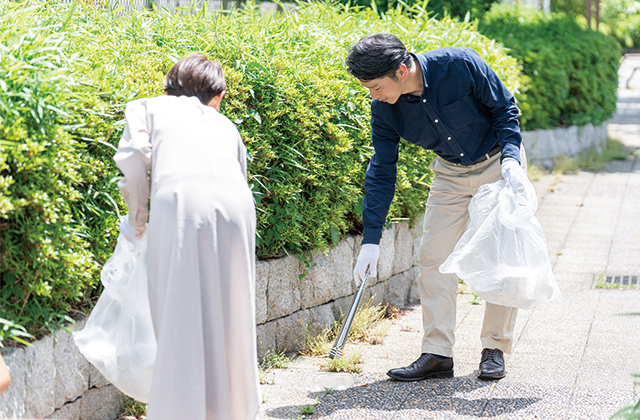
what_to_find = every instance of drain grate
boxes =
[603,274,639,286]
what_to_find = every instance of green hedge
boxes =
[337,0,500,20]
[479,4,620,130]
[0,5,100,343]
[0,0,525,343]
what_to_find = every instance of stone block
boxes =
[53,329,90,409]
[331,296,354,321]
[87,365,110,389]
[384,267,417,308]
[306,303,336,338]
[78,385,124,420]
[49,398,81,420]
[0,346,26,418]
[522,122,609,169]
[69,319,110,390]
[256,321,277,363]
[392,221,414,275]
[275,310,310,353]
[266,254,302,321]
[377,225,395,282]
[300,248,334,310]
[330,237,356,300]
[368,282,386,308]
[24,335,55,418]
[351,235,363,289]
[255,260,269,324]
[411,217,424,267]
[408,276,421,305]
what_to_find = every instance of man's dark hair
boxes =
[345,33,413,81]
[164,55,226,105]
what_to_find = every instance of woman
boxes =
[114,55,260,420]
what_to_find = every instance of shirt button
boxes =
[460,153,464,157]
[423,99,427,103]
[447,137,451,140]
[434,119,439,123]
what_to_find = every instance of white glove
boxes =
[353,244,379,286]
[120,215,146,245]
[501,158,528,192]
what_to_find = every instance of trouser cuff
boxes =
[421,343,454,358]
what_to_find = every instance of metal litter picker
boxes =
[329,270,370,359]
[311,271,370,392]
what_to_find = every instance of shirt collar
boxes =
[411,52,429,90]
[400,52,429,102]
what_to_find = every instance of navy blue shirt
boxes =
[362,47,523,245]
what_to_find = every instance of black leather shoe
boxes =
[478,348,506,380]
[387,353,454,381]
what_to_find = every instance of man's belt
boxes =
[473,144,501,165]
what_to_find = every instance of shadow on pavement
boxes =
[263,376,542,419]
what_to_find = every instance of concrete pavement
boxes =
[256,55,640,420]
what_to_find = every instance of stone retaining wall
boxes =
[0,220,423,420]
[254,220,423,359]
[522,121,609,169]
[0,323,125,420]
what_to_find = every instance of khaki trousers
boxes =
[418,147,527,358]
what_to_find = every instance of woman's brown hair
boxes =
[164,55,226,105]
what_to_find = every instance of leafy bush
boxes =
[600,0,640,49]
[336,0,499,20]
[479,4,620,130]
[0,0,524,343]
[0,4,104,340]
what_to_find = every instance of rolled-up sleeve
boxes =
[113,99,152,228]
[362,104,400,245]
[464,49,522,163]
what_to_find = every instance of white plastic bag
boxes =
[73,229,156,403]
[439,179,561,309]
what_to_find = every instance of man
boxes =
[347,33,528,381]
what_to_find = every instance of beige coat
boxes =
[114,95,259,420]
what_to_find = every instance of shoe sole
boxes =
[387,370,454,382]
[477,371,506,381]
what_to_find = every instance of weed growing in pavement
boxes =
[259,349,294,385]
[325,350,363,373]
[299,401,318,415]
[300,299,398,357]
[469,293,483,305]
[457,280,483,305]
[302,322,337,357]
[527,163,545,182]
[553,155,580,174]
[120,396,146,419]
[258,368,274,385]
[261,349,293,370]
[576,138,629,171]
[545,138,629,176]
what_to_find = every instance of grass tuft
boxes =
[120,396,146,419]
[261,349,293,370]
[300,299,397,357]
[325,350,363,373]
